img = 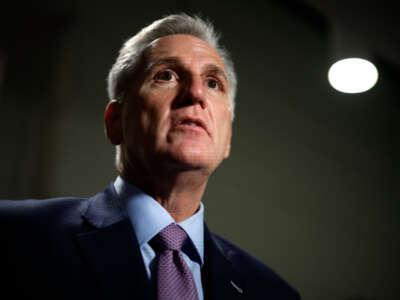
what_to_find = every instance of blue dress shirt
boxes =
[114,176,204,300]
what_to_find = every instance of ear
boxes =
[104,100,123,145]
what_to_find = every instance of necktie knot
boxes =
[151,223,188,252]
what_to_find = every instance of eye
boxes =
[154,70,177,82]
[206,78,221,90]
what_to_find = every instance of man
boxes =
[1,14,300,299]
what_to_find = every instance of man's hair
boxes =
[107,13,237,112]
[106,13,237,172]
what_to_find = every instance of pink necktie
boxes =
[151,224,199,300]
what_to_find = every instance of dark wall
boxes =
[1,1,399,299]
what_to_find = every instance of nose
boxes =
[174,76,207,109]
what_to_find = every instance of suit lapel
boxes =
[76,184,245,300]
[203,225,244,300]
[76,184,154,300]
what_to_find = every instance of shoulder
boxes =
[211,232,301,299]
[0,196,102,298]
[0,196,88,216]
[0,197,89,230]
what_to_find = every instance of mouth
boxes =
[175,117,209,135]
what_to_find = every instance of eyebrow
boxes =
[146,56,228,83]
[203,63,228,83]
[146,57,181,73]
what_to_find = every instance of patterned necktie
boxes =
[151,223,199,300]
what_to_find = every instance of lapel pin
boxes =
[230,280,243,294]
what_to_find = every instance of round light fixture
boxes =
[328,58,379,93]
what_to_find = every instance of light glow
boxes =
[328,58,378,93]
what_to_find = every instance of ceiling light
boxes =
[328,58,378,94]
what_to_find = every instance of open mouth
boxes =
[175,117,208,135]
[180,120,201,127]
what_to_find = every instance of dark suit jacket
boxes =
[0,183,300,300]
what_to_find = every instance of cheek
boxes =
[220,108,233,144]
[217,103,233,126]
[215,109,232,143]
[137,92,171,138]
[121,96,149,139]
[121,106,139,146]
[222,123,232,147]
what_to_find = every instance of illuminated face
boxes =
[119,34,232,176]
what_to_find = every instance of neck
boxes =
[122,166,209,223]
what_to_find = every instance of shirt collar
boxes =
[114,176,204,264]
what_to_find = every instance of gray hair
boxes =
[107,13,237,112]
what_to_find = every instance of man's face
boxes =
[120,34,232,175]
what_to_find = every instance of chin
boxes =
[171,146,215,170]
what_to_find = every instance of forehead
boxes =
[147,34,226,70]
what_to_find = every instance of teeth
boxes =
[182,121,198,126]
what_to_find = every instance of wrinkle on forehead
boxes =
[146,34,227,73]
